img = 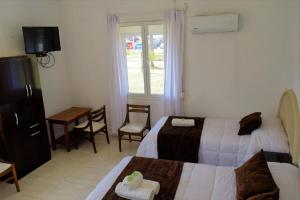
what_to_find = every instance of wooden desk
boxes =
[47,107,91,152]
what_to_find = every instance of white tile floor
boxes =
[0,135,139,200]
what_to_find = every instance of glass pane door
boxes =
[121,26,145,94]
[148,25,164,95]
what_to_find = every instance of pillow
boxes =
[235,150,279,200]
[238,112,262,135]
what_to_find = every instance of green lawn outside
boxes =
[126,50,164,94]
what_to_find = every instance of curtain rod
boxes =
[107,2,188,16]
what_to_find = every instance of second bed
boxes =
[137,90,299,166]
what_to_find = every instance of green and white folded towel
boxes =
[123,171,143,190]
[116,171,160,200]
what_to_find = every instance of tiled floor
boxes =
[0,135,139,200]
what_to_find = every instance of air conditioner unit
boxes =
[190,14,239,34]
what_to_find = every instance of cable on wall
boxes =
[37,52,56,68]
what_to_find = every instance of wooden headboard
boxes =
[278,89,300,166]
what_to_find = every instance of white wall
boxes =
[0,0,72,117]
[59,0,110,110]
[184,0,300,118]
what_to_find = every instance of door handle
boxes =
[14,113,19,126]
[25,85,29,97]
[28,84,32,96]
[31,131,40,137]
[29,123,39,129]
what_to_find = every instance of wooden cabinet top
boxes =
[47,107,91,123]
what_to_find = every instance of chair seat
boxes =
[75,121,106,132]
[74,121,89,129]
[120,122,145,133]
[0,162,11,173]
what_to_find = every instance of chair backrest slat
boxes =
[90,105,106,123]
[128,108,149,113]
[125,104,151,129]
[92,113,104,121]
[84,105,107,132]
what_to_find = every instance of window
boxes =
[120,23,165,96]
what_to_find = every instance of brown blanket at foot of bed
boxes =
[158,116,205,163]
[103,156,183,200]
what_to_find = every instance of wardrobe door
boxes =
[23,58,45,117]
[0,137,6,160]
[22,58,51,174]
[0,104,28,174]
[0,57,28,105]
[0,109,9,161]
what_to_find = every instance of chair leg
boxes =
[118,132,122,152]
[90,133,97,154]
[11,164,20,192]
[104,128,110,144]
[129,134,132,142]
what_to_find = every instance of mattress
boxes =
[137,116,289,166]
[85,156,300,200]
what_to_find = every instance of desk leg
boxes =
[49,121,56,150]
[74,120,79,150]
[64,123,70,152]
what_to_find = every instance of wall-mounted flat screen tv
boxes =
[22,27,61,56]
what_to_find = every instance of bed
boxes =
[137,90,300,166]
[85,156,300,200]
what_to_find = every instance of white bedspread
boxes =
[136,117,289,166]
[86,156,300,200]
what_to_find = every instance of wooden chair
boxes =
[0,160,20,192]
[118,104,151,152]
[74,105,109,153]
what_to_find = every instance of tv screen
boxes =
[22,27,61,55]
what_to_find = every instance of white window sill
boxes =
[128,94,163,101]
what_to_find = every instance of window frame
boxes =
[120,21,165,98]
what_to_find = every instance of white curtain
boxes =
[107,15,128,134]
[164,10,185,116]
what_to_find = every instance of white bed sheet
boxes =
[86,156,300,200]
[136,116,289,166]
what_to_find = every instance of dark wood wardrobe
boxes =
[0,55,51,179]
